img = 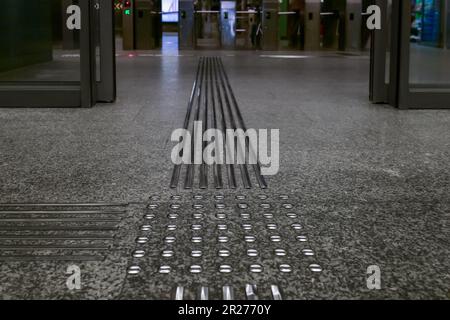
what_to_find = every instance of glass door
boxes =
[0,0,115,108]
[398,0,450,108]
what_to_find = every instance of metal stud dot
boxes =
[260,203,271,209]
[191,250,203,258]
[270,235,282,242]
[136,236,149,244]
[127,265,141,275]
[168,213,178,219]
[247,249,258,257]
[164,236,176,244]
[216,213,227,219]
[291,223,302,230]
[263,213,274,219]
[171,195,181,201]
[236,195,246,200]
[191,224,202,231]
[144,214,155,220]
[216,203,226,209]
[218,236,229,243]
[238,203,248,209]
[193,195,204,200]
[283,203,294,209]
[159,265,171,274]
[217,224,228,231]
[249,264,264,273]
[191,236,203,243]
[258,194,268,200]
[193,204,204,210]
[149,204,158,209]
[167,224,177,231]
[286,213,298,219]
[240,213,251,220]
[170,204,181,210]
[149,195,160,201]
[296,235,308,242]
[219,265,233,273]
[140,225,151,231]
[215,195,225,200]
[242,224,252,231]
[132,250,146,258]
[266,223,277,230]
[309,264,323,272]
[190,265,203,274]
[218,249,231,257]
[279,195,289,200]
[245,235,256,243]
[193,213,204,219]
[162,250,174,258]
[279,264,293,273]
[302,249,315,256]
[274,249,287,256]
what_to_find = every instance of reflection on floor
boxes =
[0,50,449,299]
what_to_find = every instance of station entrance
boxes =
[113,0,373,51]
[0,0,449,109]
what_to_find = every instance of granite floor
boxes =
[0,49,449,299]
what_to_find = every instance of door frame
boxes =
[397,0,450,109]
[371,0,450,109]
[0,0,115,108]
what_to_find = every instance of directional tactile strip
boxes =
[0,203,127,262]
[122,194,324,300]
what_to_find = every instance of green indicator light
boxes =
[124,9,131,15]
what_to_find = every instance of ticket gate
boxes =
[220,0,237,49]
[179,0,195,49]
[122,0,162,50]
[320,0,346,50]
[345,0,362,50]
[261,0,279,50]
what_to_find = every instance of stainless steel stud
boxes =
[274,249,287,256]
[247,249,258,257]
[291,223,302,230]
[164,236,176,244]
[191,250,203,258]
[159,265,171,274]
[302,249,314,256]
[218,249,231,257]
[219,265,233,273]
[132,250,146,258]
[218,236,229,243]
[127,265,141,275]
[270,235,282,242]
[279,264,292,273]
[249,264,263,273]
[190,265,202,273]
[245,235,256,243]
[309,264,323,272]
[162,250,174,258]
[238,203,248,209]
[136,236,149,244]
[191,236,203,243]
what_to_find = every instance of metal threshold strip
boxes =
[170,57,267,190]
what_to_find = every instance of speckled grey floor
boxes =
[0,50,449,299]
